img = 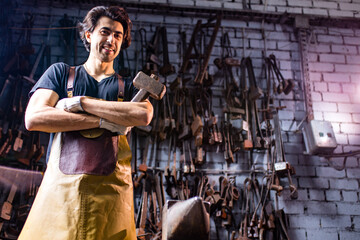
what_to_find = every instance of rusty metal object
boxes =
[131,71,166,102]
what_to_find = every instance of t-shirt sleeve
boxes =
[29,62,68,99]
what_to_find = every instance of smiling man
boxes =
[18,6,153,240]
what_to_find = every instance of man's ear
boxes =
[85,31,91,43]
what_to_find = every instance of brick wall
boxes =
[4,0,360,239]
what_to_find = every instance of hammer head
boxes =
[133,71,166,100]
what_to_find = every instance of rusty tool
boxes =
[131,71,166,102]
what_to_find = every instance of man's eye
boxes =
[100,30,110,35]
[114,34,122,40]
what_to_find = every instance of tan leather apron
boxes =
[18,131,136,240]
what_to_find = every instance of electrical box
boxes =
[302,120,337,155]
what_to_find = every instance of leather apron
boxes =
[18,131,136,240]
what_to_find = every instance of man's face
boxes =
[86,16,124,62]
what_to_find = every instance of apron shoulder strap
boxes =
[117,73,125,100]
[67,66,75,98]
[67,67,124,100]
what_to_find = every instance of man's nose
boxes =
[106,34,114,44]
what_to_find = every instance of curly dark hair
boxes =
[78,6,132,51]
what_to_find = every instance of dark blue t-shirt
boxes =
[30,62,136,100]
[30,62,137,163]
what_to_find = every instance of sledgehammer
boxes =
[131,71,166,102]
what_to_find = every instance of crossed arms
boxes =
[25,88,153,133]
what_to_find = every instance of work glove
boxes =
[99,118,132,135]
[55,96,84,112]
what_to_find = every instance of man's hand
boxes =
[55,96,84,112]
[99,118,132,135]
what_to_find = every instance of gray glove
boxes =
[99,118,132,135]
[55,96,84,112]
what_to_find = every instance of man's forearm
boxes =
[80,97,153,127]
[25,106,100,133]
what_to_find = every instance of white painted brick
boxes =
[249,39,262,49]
[322,215,352,228]
[312,102,338,112]
[299,177,329,189]
[267,31,290,41]
[309,43,331,53]
[140,0,166,3]
[331,123,341,133]
[346,167,360,179]
[277,6,303,14]
[288,0,312,7]
[352,216,360,229]
[326,190,341,201]
[223,2,244,10]
[339,2,360,11]
[346,55,360,65]
[288,215,320,229]
[268,0,287,6]
[316,166,346,178]
[329,178,359,190]
[319,53,346,63]
[164,16,193,25]
[303,8,329,17]
[332,45,357,55]
[306,229,339,240]
[311,92,322,102]
[323,92,351,103]
[353,114,360,123]
[307,201,337,215]
[168,0,194,6]
[310,72,322,81]
[314,111,325,120]
[337,202,360,215]
[308,53,319,62]
[334,133,349,145]
[279,60,292,71]
[340,231,360,240]
[136,14,164,23]
[329,27,355,36]
[324,112,352,123]
[350,94,360,104]
[313,1,338,9]
[344,36,360,45]
[345,157,359,168]
[309,62,335,72]
[264,40,277,50]
[328,83,342,93]
[317,35,344,44]
[277,41,298,51]
[252,5,277,12]
[342,190,358,202]
[195,0,222,8]
[342,83,357,93]
[313,82,328,92]
[329,9,354,18]
[340,123,360,134]
[309,189,326,200]
[221,19,247,29]
[323,73,350,83]
[278,110,295,120]
[349,135,360,145]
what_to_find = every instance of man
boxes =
[18,6,153,240]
